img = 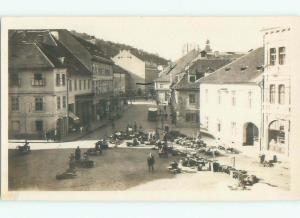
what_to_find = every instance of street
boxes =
[8,102,290,193]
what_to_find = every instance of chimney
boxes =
[51,31,59,40]
[58,57,65,64]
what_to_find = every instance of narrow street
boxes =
[81,101,159,141]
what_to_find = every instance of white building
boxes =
[261,26,295,156]
[154,71,171,105]
[113,50,162,95]
[199,48,264,152]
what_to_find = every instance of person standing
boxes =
[147,152,155,172]
[75,146,81,162]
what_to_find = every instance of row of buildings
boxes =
[8,29,166,139]
[155,27,297,156]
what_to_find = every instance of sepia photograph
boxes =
[1,17,300,200]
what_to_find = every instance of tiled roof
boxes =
[167,49,200,76]
[199,47,264,84]
[189,58,232,75]
[38,39,91,75]
[9,43,54,70]
[172,58,233,91]
[55,30,93,72]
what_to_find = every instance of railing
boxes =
[31,79,46,87]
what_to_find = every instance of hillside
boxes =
[70,30,169,66]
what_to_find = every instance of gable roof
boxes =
[199,47,264,84]
[54,29,93,72]
[9,43,55,70]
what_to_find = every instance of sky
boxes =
[5,17,297,61]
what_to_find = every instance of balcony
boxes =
[31,79,46,87]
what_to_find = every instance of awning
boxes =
[69,112,80,123]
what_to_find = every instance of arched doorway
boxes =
[243,122,259,146]
[268,119,289,153]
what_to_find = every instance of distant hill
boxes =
[70,30,169,66]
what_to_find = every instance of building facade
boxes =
[154,72,171,105]
[9,29,120,139]
[113,50,162,96]
[261,27,293,156]
[200,48,264,152]
[9,42,69,139]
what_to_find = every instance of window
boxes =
[231,122,236,136]
[164,92,168,101]
[88,80,91,89]
[270,48,276,65]
[189,94,196,104]
[84,80,86,89]
[74,80,77,91]
[57,96,61,110]
[61,74,66,86]
[56,74,60,86]
[270,84,276,104]
[32,73,45,86]
[34,73,43,81]
[69,80,72,91]
[35,97,43,111]
[279,47,286,65]
[105,69,110,75]
[11,96,19,111]
[79,80,82,90]
[160,84,164,89]
[186,113,197,122]
[248,91,252,108]
[278,84,285,104]
[218,91,221,104]
[35,120,43,132]
[231,91,236,106]
[205,89,208,103]
[63,96,67,108]
[189,75,196,83]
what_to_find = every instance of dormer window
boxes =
[225,67,231,71]
[256,65,264,71]
[58,57,65,64]
[240,66,248,71]
[189,75,196,83]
